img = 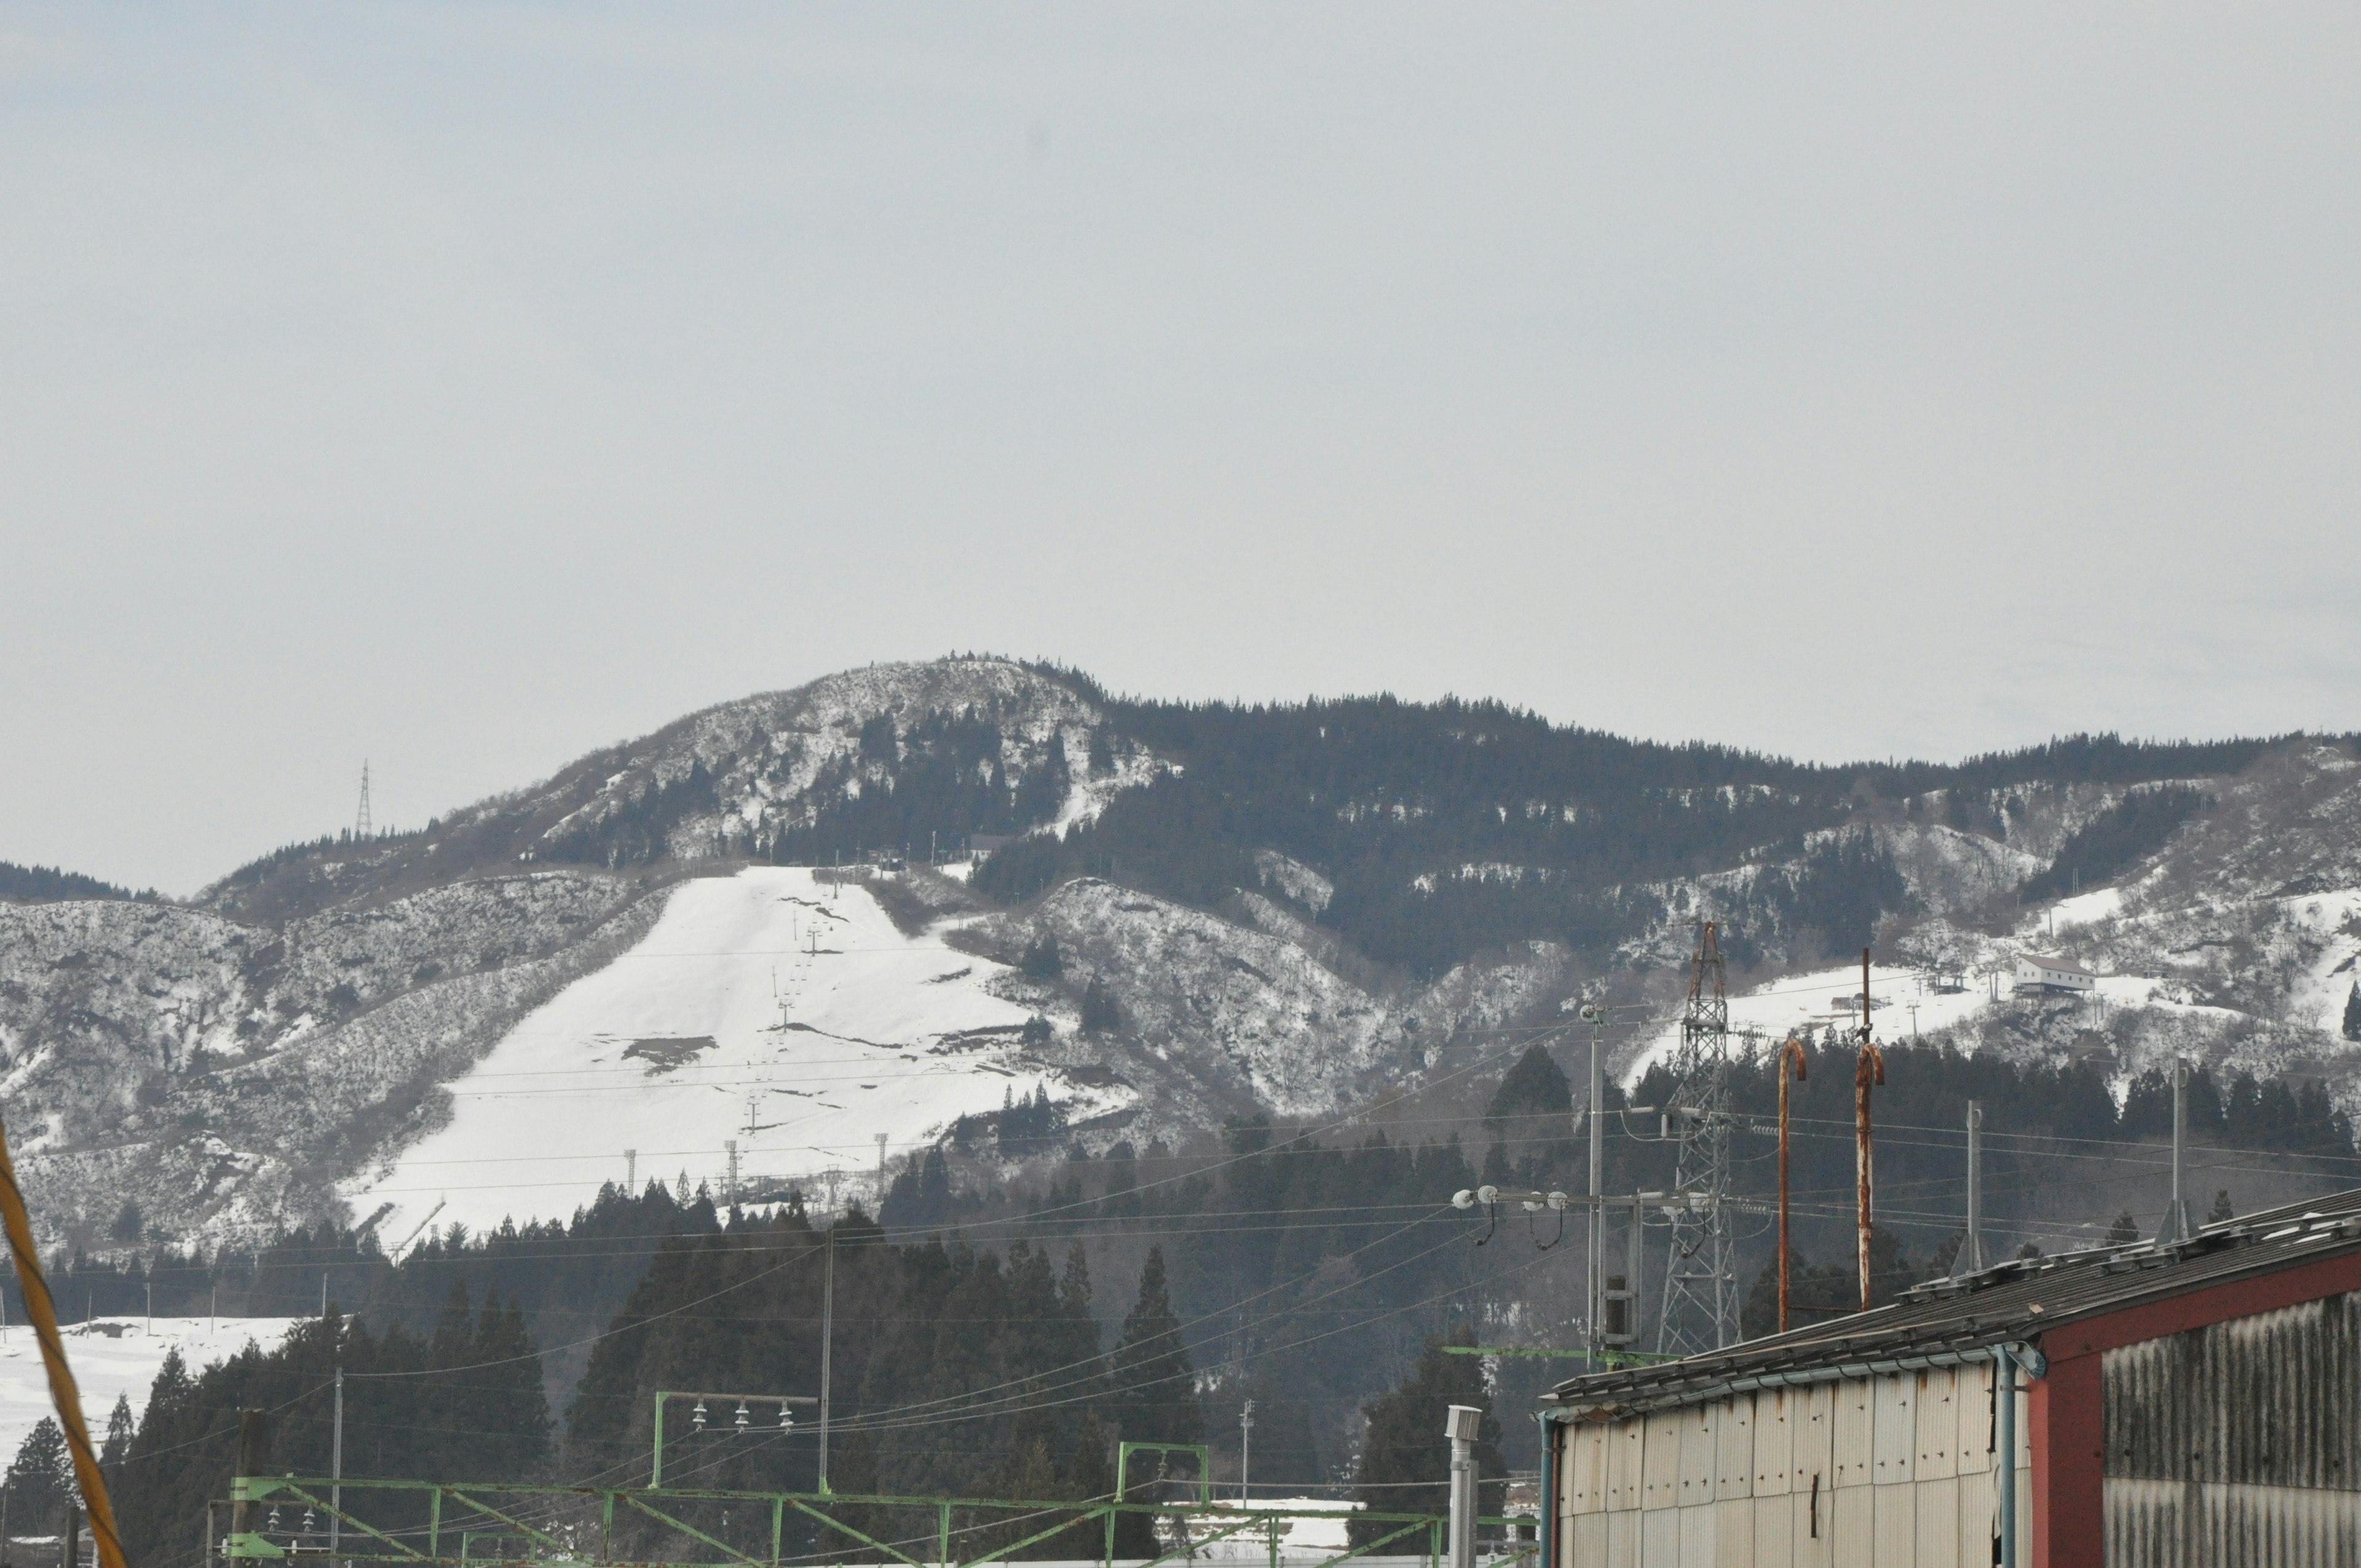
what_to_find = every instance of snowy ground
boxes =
[1627,962,2006,1076]
[344,868,1068,1243]
[0,1316,303,1459]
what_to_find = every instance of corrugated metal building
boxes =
[1539,1188,2361,1566]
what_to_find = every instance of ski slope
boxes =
[0,1317,303,1459]
[345,868,1066,1243]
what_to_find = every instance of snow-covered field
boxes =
[344,868,1058,1241]
[1627,961,2004,1075]
[0,1317,303,1458]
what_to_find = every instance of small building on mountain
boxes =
[2014,954,2095,994]
[1539,1187,2361,1566]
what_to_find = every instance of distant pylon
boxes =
[355,761,374,839]
[1657,920,1738,1355]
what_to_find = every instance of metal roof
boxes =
[1546,1186,2361,1418]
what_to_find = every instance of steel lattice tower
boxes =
[355,761,373,840]
[1656,921,1739,1355]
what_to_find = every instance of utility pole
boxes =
[2157,1058,2193,1244]
[818,1229,835,1493]
[1777,1036,1808,1333]
[229,1410,265,1547]
[330,1358,344,1568]
[1952,1101,1986,1278]
[1855,949,1888,1315]
[626,1149,637,1194]
[875,1134,888,1208]
[1582,1005,1606,1367]
[1239,1400,1254,1502]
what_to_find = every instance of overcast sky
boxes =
[5,6,2358,895]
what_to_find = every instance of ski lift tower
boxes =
[1656,921,1739,1354]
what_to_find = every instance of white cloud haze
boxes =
[3,5,2357,893]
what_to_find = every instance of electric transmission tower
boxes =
[355,761,373,840]
[1656,921,1739,1355]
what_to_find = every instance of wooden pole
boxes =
[0,1111,126,1568]
[1855,949,1886,1314]
[1778,1035,1808,1333]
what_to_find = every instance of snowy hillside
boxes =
[0,1317,302,1460]
[344,867,1114,1241]
[2,654,2354,1257]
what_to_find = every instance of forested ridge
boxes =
[22,1028,2354,1564]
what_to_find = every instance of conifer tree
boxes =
[1348,1331,1503,1545]
[2345,983,2361,1043]
[2210,1189,2236,1224]
[1107,1248,1200,1558]
[6,1419,73,1537]
[1081,978,1122,1035]
[1482,1044,1572,1131]
[100,1395,133,1500]
[2107,1210,2140,1246]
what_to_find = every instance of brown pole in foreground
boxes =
[0,1114,126,1568]
[1855,948,1886,1315]
[229,1409,267,1543]
[1778,1034,1809,1333]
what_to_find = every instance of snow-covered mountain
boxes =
[3,655,2356,1255]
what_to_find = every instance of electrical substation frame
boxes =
[219,1473,1538,1568]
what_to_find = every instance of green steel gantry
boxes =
[220,1462,1536,1568]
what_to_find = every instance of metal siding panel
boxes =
[1954,1464,1993,1567]
[1872,1483,1915,1567]
[1642,1411,1683,1510]
[1568,1426,1607,1515]
[1713,1496,1753,1568]
[1682,1403,1719,1510]
[1793,1384,1835,1497]
[1571,1511,1608,1568]
[1679,1502,1717,1565]
[1791,1489,1833,1568]
[2013,1465,2031,1565]
[1608,1418,1646,1511]
[1606,1506,1640,1568]
[1751,1495,1791,1568]
[1873,1371,1917,1487]
[1755,1387,1794,1497]
[1832,1377,1874,1487]
[2104,1476,2361,1567]
[1720,1393,1756,1501]
[1912,1474,1958,1568]
[2103,1288,2361,1498]
[1955,1358,1993,1476]
[1829,1484,1875,1568]
[1639,1505,1679,1565]
[1915,1366,1958,1480]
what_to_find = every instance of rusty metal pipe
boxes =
[1778,1035,1808,1333]
[1855,948,1886,1314]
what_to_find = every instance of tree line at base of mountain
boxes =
[1476,1033,2358,1336]
[47,1286,550,1568]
